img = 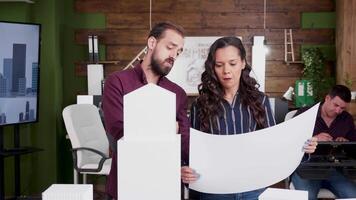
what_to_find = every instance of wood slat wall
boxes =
[75,0,334,13]
[336,0,356,120]
[336,0,356,89]
[74,0,335,97]
[75,29,334,45]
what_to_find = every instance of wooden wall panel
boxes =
[106,45,145,61]
[75,29,148,45]
[266,44,301,61]
[102,44,300,68]
[106,13,300,29]
[75,63,123,77]
[75,29,334,46]
[265,77,299,93]
[73,0,336,96]
[336,0,356,90]
[235,29,334,45]
[76,0,334,13]
[75,62,302,94]
[266,92,284,98]
[233,0,334,13]
[107,13,203,29]
[349,102,356,118]
[266,61,303,77]
[336,0,356,119]
[204,12,300,29]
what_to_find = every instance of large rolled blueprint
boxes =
[189,104,319,194]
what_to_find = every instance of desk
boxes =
[297,141,356,180]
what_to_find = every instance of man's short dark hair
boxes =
[148,21,185,40]
[328,85,351,103]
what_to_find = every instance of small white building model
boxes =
[259,188,308,200]
[118,83,181,200]
[42,184,93,200]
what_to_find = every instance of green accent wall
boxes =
[302,12,336,29]
[59,0,105,185]
[61,0,105,108]
[0,0,105,197]
[0,4,25,196]
[0,4,32,20]
[301,11,336,61]
[0,1,62,196]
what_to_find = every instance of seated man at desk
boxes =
[291,85,356,200]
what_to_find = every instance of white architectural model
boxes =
[118,84,181,200]
[42,184,93,200]
[259,188,307,200]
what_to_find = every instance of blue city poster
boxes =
[0,22,40,126]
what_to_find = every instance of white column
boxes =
[87,64,103,95]
[118,84,181,200]
[252,36,266,92]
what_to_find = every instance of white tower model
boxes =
[118,83,181,200]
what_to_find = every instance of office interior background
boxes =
[0,0,355,199]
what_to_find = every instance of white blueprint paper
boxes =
[189,103,319,194]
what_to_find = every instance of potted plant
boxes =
[301,47,335,102]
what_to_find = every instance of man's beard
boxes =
[151,56,173,77]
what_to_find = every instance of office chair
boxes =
[284,110,336,199]
[62,104,112,184]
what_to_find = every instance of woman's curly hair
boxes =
[196,36,267,132]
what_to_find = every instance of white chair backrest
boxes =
[284,110,298,121]
[62,104,109,167]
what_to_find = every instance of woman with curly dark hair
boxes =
[181,36,317,200]
[193,36,271,133]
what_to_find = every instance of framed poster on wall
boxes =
[167,36,221,95]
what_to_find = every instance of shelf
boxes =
[318,141,356,145]
[0,147,42,157]
[297,166,356,180]
[0,0,34,3]
[78,60,120,65]
[284,60,304,65]
[300,160,356,167]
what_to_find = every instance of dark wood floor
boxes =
[5,182,336,200]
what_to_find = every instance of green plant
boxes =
[343,72,353,88]
[302,47,335,101]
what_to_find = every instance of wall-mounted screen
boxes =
[0,21,41,126]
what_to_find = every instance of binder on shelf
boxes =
[93,35,99,63]
[88,35,94,63]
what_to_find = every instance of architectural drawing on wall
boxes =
[167,36,255,95]
[167,37,221,95]
[186,59,204,87]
